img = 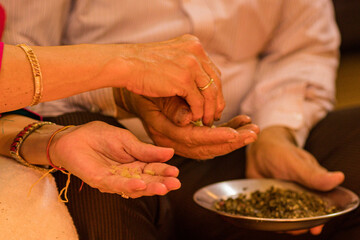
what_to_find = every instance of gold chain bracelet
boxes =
[17,44,43,106]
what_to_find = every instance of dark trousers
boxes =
[46,106,360,240]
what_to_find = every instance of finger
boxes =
[144,163,180,177]
[308,169,345,191]
[118,182,169,198]
[102,167,179,197]
[200,58,225,121]
[162,177,181,191]
[285,225,324,236]
[173,58,205,122]
[218,115,253,128]
[180,51,217,125]
[195,67,217,126]
[170,125,249,145]
[103,171,174,195]
[141,174,181,191]
[148,111,257,146]
[192,129,257,159]
[156,129,258,159]
[184,34,225,122]
[310,225,324,235]
[294,151,345,191]
[140,178,181,197]
[149,96,192,126]
[123,178,147,191]
[144,182,168,195]
[100,175,147,193]
[121,131,175,162]
[285,229,309,235]
[236,123,260,135]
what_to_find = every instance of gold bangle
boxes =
[17,44,43,106]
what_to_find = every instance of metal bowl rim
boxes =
[193,178,359,222]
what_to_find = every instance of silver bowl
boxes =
[193,179,359,231]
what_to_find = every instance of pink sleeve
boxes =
[0,3,5,72]
[0,3,5,39]
[0,42,4,72]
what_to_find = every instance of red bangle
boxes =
[46,125,74,171]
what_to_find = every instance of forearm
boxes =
[0,44,130,112]
[0,114,63,166]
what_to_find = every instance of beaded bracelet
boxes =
[10,121,55,171]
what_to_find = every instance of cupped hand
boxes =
[246,126,344,235]
[246,126,344,190]
[118,34,225,125]
[120,92,259,159]
[48,121,181,198]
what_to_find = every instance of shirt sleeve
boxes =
[29,88,118,118]
[241,0,340,146]
[1,0,71,45]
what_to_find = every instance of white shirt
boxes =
[2,0,340,146]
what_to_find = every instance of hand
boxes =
[116,34,225,125]
[119,91,259,159]
[49,121,181,198]
[246,126,344,235]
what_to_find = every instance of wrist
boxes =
[260,126,298,146]
[47,125,77,169]
[19,124,63,166]
[100,44,134,89]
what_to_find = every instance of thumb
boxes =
[293,149,345,192]
[125,136,175,162]
[307,169,345,191]
[149,96,192,126]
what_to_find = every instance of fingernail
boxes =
[207,120,214,127]
[244,137,255,145]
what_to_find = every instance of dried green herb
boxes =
[191,120,216,128]
[214,186,338,218]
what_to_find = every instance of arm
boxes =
[245,0,344,193]
[241,0,340,146]
[1,35,224,123]
[245,0,342,187]
[1,44,128,111]
[0,114,181,198]
[244,0,343,235]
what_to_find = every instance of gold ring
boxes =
[198,78,214,91]
[120,192,130,199]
